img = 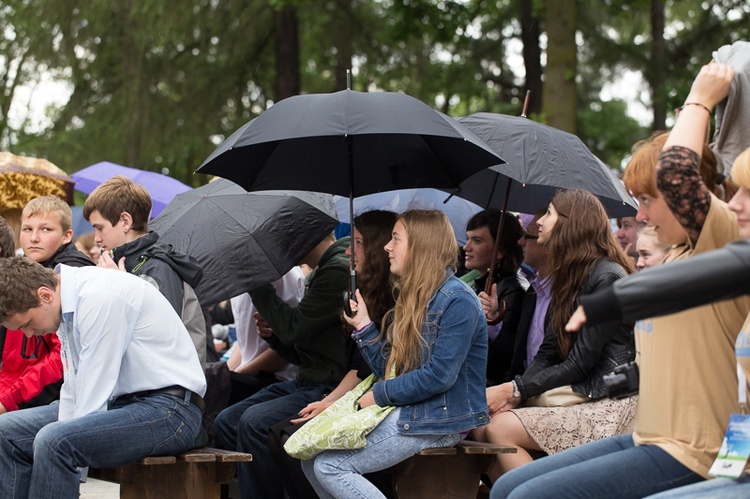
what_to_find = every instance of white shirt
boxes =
[56,265,206,421]
[230,267,305,381]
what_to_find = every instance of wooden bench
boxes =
[89,447,252,499]
[390,441,516,499]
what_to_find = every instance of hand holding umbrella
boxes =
[344,289,371,331]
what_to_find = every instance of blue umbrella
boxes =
[70,206,93,236]
[333,189,482,246]
[72,161,192,218]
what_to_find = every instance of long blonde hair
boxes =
[383,210,458,376]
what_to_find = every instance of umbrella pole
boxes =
[484,179,512,324]
[485,95,531,323]
[346,133,358,316]
[521,90,531,118]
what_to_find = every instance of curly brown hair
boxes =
[545,190,635,357]
[354,210,398,327]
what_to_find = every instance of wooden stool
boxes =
[89,447,252,499]
[390,441,516,499]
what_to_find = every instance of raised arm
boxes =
[657,62,735,243]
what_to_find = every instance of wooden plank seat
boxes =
[89,447,252,499]
[390,441,516,499]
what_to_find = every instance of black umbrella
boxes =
[455,113,637,218]
[150,179,339,307]
[195,89,506,299]
[196,90,504,200]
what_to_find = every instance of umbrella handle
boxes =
[343,291,355,318]
[343,271,358,318]
[486,300,507,326]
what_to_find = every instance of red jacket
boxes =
[0,330,63,411]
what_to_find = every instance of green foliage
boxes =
[578,99,646,170]
[2,0,748,189]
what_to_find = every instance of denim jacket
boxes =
[353,270,489,435]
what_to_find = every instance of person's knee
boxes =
[213,409,235,446]
[313,455,335,479]
[485,413,520,443]
[32,423,71,460]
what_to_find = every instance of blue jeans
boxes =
[301,409,461,499]
[214,379,330,499]
[647,474,750,498]
[491,434,704,499]
[0,393,202,499]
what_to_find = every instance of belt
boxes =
[128,385,205,411]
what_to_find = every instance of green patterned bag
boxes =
[283,373,396,460]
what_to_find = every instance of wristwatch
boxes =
[511,380,521,399]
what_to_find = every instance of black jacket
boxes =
[486,270,525,386]
[515,259,635,401]
[111,232,203,314]
[581,239,750,326]
[39,242,94,269]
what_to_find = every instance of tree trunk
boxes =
[542,0,577,133]
[648,0,666,131]
[521,0,543,115]
[274,5,300,102]
[118,0,145,168]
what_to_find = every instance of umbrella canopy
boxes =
[196,90,506,303]
[196,89,505,202]
[333,189,482,246]
[72,161,192,218]
[0,152,74,209]
[150,179,339,306]
[456,113,637,217]
[70,206,94,236]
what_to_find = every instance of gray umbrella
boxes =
[150,178,339,306]
[455,113,637,218]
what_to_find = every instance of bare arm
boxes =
[234,347,289,376]
[657,62,734,243]
[226,342,242,371]
[291,369,362,423]
[664,62,734,154]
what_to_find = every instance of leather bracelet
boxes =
[679,102,711,114]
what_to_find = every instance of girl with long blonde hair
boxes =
[302,209,489,499]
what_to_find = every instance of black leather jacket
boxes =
[515,258,635,401]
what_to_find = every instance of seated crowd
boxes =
[0,61,749,499]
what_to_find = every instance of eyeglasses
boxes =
[523,232,538,240]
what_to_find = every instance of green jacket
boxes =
[249,237,350,387]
